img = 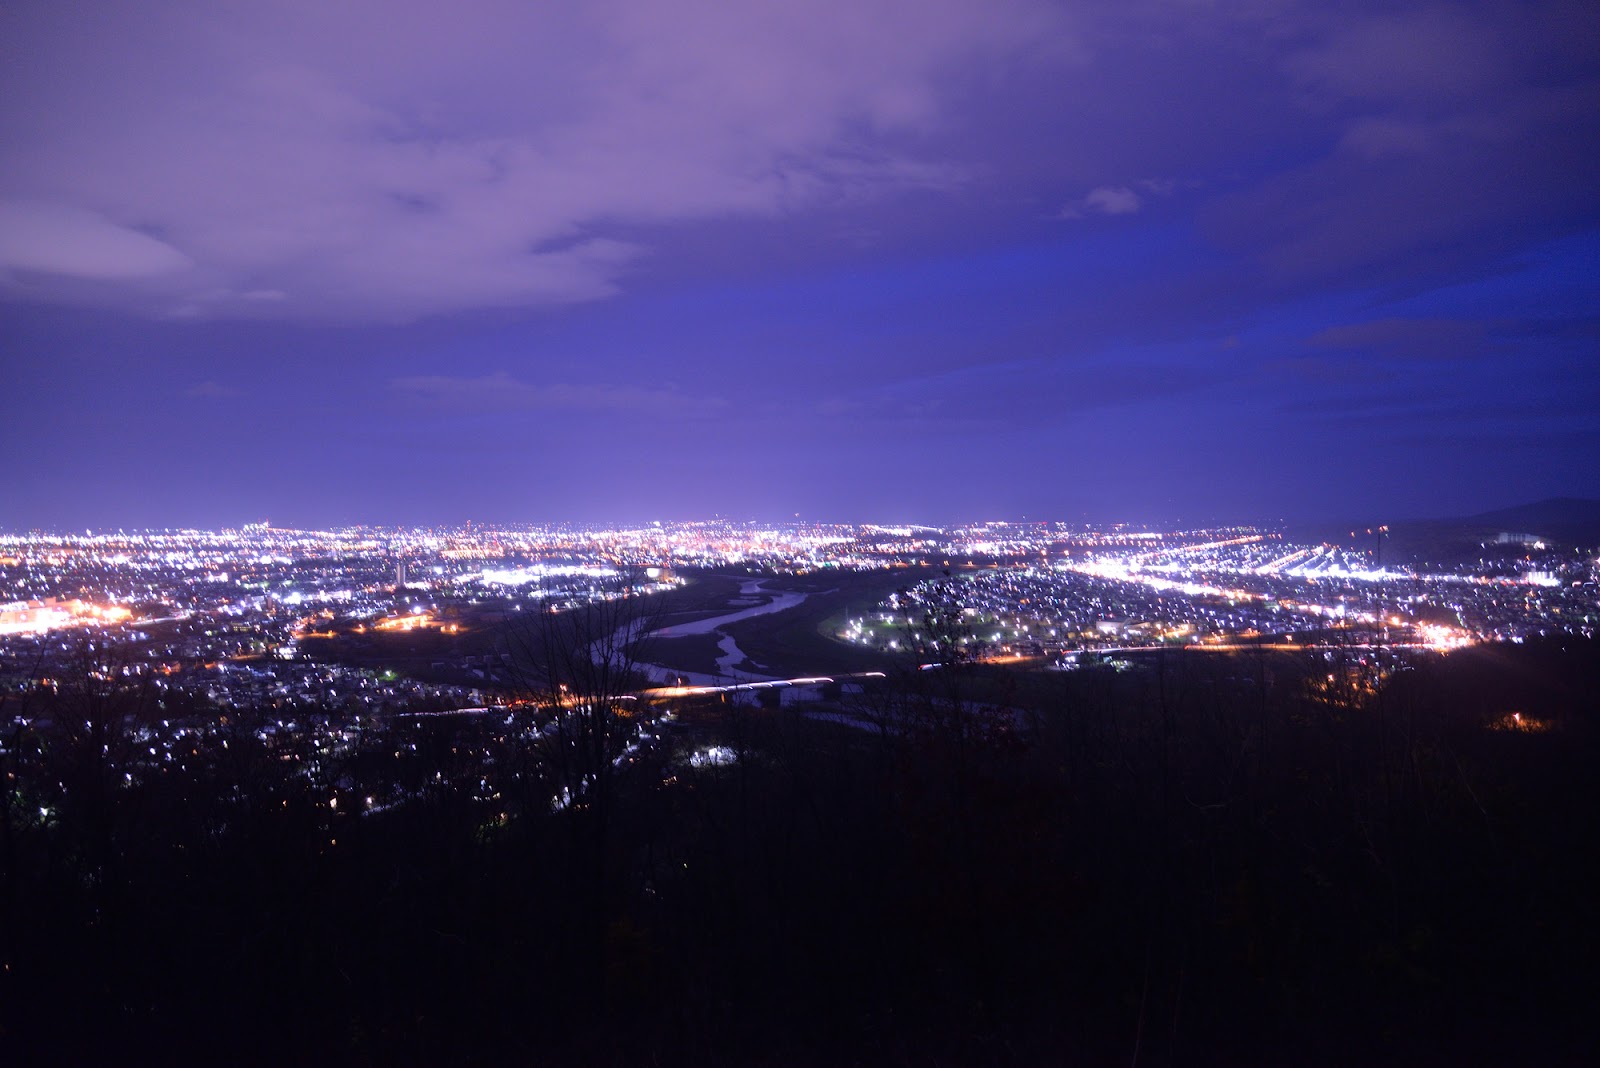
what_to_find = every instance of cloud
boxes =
[817,352,1226,426]
[1084,186,1141,215]
[390,371,726,417]
[1059,184,1144,220]
[1281,6,1509,107]
[1307,317,1495,361]
[3,0,1594,342]
[0,0,1071,321]
[1201,2,1600,286]
[0,200,192,279]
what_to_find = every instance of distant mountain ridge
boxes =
[1293,497,1600,567]
[1383,497,1600,565]
[1453,497,1600,540]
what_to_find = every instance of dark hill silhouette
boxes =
[1457,496,1600,543]
[1299,497,1600,566]
[6,633,1599,1066]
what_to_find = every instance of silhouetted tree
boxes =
[503,569,670,1006]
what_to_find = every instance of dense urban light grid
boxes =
[4,519,1594,710]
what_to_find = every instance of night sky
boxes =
[2,0,1597,529]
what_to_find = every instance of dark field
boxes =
[718,566,938,676]
[635,632,727,677]
[625,567,935,679]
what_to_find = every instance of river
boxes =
[637,579,812,686]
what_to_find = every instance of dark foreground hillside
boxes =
[4,638,1598,1066]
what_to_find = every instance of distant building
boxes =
[0,598,71,634]
[0,597,127,634]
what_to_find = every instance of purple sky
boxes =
[3,0,1598,528]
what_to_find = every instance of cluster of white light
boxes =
[1066,558,1259,602]
[1417,623,1473,650]
[478,564,618,586]
[689,746,738,768]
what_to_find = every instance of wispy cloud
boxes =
[1307,317,1495,360]
[816,353,1226,426]
[390,371,726,417]
[1058,184,1151,220]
